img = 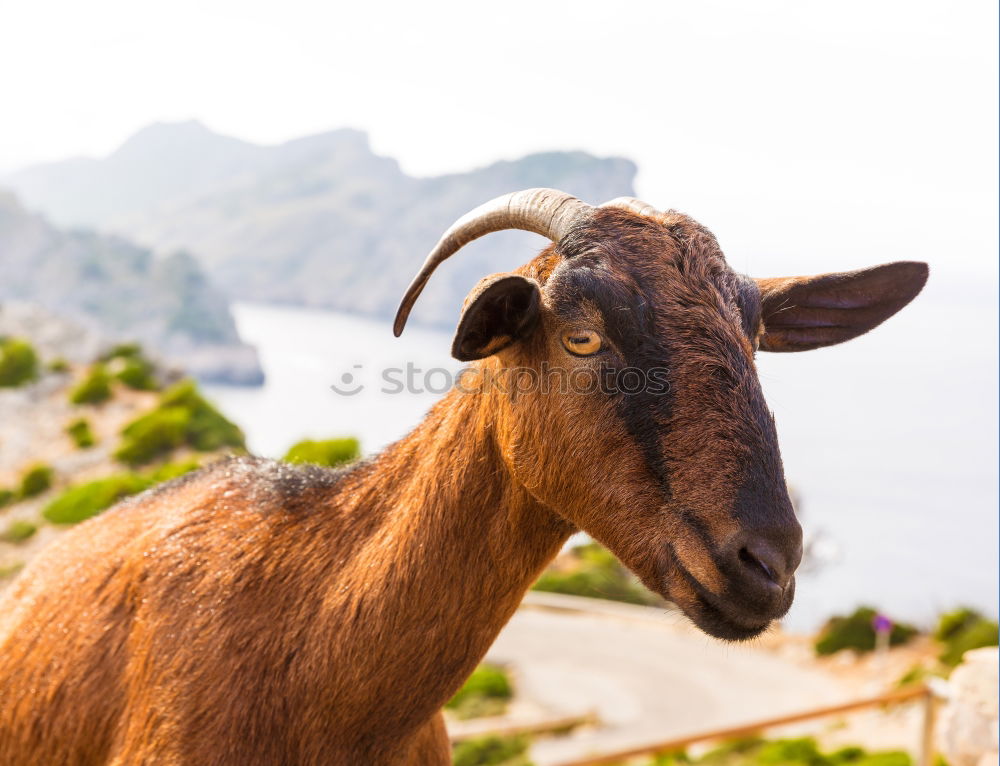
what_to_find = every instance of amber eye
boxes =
[561,330,603,356]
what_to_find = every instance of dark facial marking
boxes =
[549,236,676,503]
[734,276,763,343]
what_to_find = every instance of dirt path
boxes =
[485,599,851,765]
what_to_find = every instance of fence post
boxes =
[919,687,938,766]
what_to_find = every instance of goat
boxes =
[0,189,927,765]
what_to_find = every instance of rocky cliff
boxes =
[5,122,638,328]
[0,193,262,384]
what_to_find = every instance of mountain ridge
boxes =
[0,191,262,385]
[4,122,638,328]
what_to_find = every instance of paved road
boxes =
[484,602,849,765]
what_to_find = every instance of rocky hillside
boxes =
[4,122,637,327]
[0,308,360,593]
[0,194,262,384]
[0,311,246,583]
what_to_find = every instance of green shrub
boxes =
[447,664,513,720]
[0,488,13,508]
[0,338,39,387]
[939,616,999,667]
[0,520,37,543]
[104,344,159,390]
[66,417,96,448]
[115,357,159,391]
[629,738,909,766]
[698,738,763,764]
[936,607,985,641]
[0,562,24,580]
[649,753,693,766]
[43,474,151,524]
[100,342,143,361]
[19,464,53,498]
[115,380,244,466]
[452,735,532,766]
[814,607,918,656]
[756,738,826,766]
[159,380,244,451]
[283,438,360,468]
[42,461,201,525]
[148,459,201,483]
[828,747,867,764]
[115,406,191,466]
[47,357,70,374]
[851,753,911,766]
[70,364,112,405]
[533,542,661,606]
[896,664,930,687]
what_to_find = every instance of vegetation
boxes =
[43,474,150,524]
[66,417,96,448]
[47,357,71,374]
[0,520,37,544]
[896,664,933,688]
[0,489,13,508]
[0,337,39,387]
[814,607,918,656]
[533,541,662,606]
[100,343,144,361]
[446,664,513,720]
[19,464,54,498]
[283,438,360,468]
[70,364,113,405]
[103,344,160,391]
[0,562,24,580]
[934,607,998,666]
[42,460,200,525]
[614,737,911,766]
[115,380,244,466]
[452,735,532,766]
[115,407,189,466]
[115,357,159,391]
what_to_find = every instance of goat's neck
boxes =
[325,386,573,726]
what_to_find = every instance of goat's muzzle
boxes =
[659,522,803,641]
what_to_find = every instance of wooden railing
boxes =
[555,684,940,766]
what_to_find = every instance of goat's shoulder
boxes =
[39,455,364,575]
[143,454,358,514]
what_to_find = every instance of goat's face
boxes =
[398,193,927,641]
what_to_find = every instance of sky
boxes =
[2,1,996,280]
[0,1,996,290]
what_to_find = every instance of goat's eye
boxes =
[561,330,603,356]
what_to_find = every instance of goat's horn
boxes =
[601,197,661,218]
[393,188,592,336]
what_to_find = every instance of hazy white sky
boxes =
[2,0,997,277]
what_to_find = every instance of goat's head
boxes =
[395,189,927,641]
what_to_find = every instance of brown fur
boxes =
[0,207,927,764]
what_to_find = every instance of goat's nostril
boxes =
[738,544,785,588]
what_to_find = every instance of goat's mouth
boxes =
[657,550,793,642]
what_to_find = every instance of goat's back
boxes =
[0,457,374,765]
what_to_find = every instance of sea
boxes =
[205,297,998,632]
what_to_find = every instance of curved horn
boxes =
[601,197,661,218]
[393,188,592,336]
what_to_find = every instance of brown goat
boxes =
[0,190,927,765]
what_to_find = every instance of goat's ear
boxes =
[755,261,928,352]
[452,274,541,361]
